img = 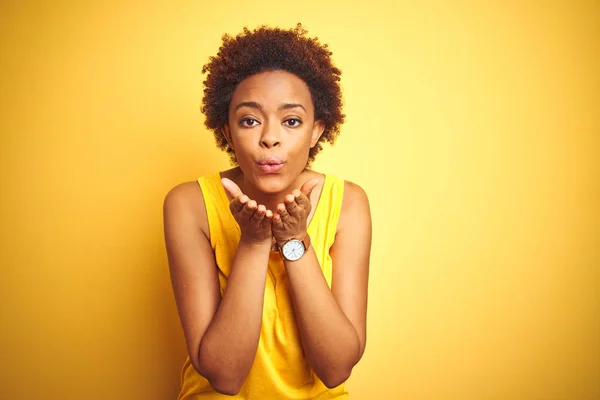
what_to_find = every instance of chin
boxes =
[252,174,291,194]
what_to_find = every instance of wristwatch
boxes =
[277,234,311,261]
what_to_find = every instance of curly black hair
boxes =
[201,23,345,164]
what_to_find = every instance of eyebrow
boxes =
[279,103,306,112]
[234,101,306,112]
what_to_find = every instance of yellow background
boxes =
[1,1,598,399]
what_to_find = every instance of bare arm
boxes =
[163,182,272,395]
[278,181,372,387]
[199,239,271,394]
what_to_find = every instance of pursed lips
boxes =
[257,157,285,173]
[257,157,284,165]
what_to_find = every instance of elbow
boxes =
[194,358,245,396]
[207,377,244,396]
[316,340,361,388]
[193,350,246,396]
[320,367,353,389]
[195,361,245,395]
[320,339,362,388]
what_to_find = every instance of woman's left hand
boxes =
[272,178,321,245]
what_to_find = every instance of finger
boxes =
[276,203,292,224]
[229,194,249,214]
[250,204,267,224]
[221,177,244,200]
[272,211,283,229]
[239,199,258,220]
[284,193,301,215]
[260,207,274,229]
[292,188,311,210]
[300,178,321,198]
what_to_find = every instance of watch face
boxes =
[282,239,305,261]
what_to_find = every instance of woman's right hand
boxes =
[221,178,273,245]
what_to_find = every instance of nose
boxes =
[260,121,281,148]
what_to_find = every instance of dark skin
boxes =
[221,175,319,246]
[164,70,371,395]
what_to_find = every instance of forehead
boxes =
[230,70,314,112]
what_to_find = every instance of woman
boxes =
[164,24,372,399]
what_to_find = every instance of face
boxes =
[222,70,324,194]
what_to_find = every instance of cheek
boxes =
[289,135,312,163]
[301,134,314,153]
[230,133,252,153]
[292,129,313,148]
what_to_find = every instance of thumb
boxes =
[300,178,321,198]
[221,177,244,199]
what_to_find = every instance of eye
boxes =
[284,118,302,128]
[240,117,260,127]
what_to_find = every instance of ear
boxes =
[221,124,235,150]
[310,120,325,148]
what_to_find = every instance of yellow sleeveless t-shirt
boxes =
[177,172,348,400]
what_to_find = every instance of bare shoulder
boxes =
[338,180,371,231]
[163,180,209,238]
[162,180,221,373]
[342,180,369,206]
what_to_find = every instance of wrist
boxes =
[239,236,273,249]
[276,233,311,262]
[275,231,308,247]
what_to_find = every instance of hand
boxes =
[221,178,274,245]
[272,178,321,245]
